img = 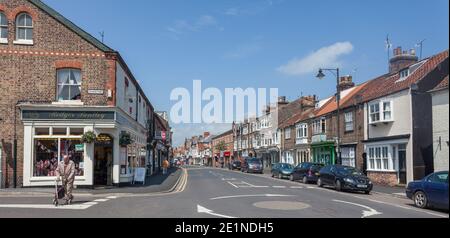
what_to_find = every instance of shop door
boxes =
[398,144,407,184]
[94,134,113,186]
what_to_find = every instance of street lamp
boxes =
[316,68,341,165]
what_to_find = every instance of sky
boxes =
[43,0,449,146]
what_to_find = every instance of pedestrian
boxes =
[162,159,169,175]
[55,154,76,205]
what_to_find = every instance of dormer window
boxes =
[0,12,7,43]
[400,69,409,79]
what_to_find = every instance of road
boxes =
[0,166,448,218]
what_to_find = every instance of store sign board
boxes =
[75,144,84,152]
[22,110,115,121]
[133,168,146,184]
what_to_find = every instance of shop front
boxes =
[21,106,148,187]
[311,142,336,166]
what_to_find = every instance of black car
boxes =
[290,162,324,183]
[317,165,373,194]
[271,163,294,179]
[241,158,264,174]
[231,160,241,170]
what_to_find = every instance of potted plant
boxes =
[81,131,96,144]
[119,131,133,147]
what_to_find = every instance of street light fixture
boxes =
[316,68,342,165]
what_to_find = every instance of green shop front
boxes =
[311,134,336,166]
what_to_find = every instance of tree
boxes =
[215,141,227,153]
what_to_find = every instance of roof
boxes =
[212,130,233,140]
[431,75,449,92]
[279,108,314,129]
[355,50,449,103]
[29,0,114,52]
[314,84,367,117]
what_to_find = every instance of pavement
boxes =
[0,166,447,218]
[0,167,183,197]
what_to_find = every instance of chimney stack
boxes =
[389,46,418,73]
[300,95,316,110]
[339,75,355,91]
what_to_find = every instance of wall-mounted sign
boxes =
[88,89,104,95]
[22,110,115,121]
[95,134,113,146]
[75,144,84,152]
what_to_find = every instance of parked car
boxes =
[271,163,294,179]
[241,158,264,174]
[290,162,324,183]
[231,160,241,170]
[317,165,373,194]
[406,171,449,210]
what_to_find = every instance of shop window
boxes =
[15,13,33,43]
[57,69,82,101]
[35,127,50,136]
[34,139,58,177]
[52,128,67,136]
[0,12,7,43]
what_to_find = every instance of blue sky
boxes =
[43,0,449,146]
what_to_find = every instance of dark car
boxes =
[231,160,241,170]
[241,158,263,174]
[317,165,373,194]
[290,162,324,183]
[406,171,449,210]
[271,163,294,179]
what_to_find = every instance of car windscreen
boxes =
[281,164,293,170]
[336,167,363,176]
[249,159,262,164]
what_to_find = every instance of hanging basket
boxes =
[81,131,97,144]
[119,131,133,147]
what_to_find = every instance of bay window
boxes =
[57,68,82,101]
[367,145,393,171]
[296,123,308,138]
[313,118,326,135]
[369,103,380,123]
[369,100,394,124]
[383,102,392,120]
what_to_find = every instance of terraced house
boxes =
[0,0,165,188]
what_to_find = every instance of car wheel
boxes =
[271,173,275,178]
[302,176,308,184]
[289,175,294,181]
[317,178,323,187]
[365,190,371,195]
[414,191,428,209]
[335,180,342,191]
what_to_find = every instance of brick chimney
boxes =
[339,75,355,91]
[389,46,418,73]
[300,95,317,110]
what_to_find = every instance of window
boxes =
[285,128,291,139]
[400,69,409,79]
[33,127,85,177]
[370,101,394,123]
[16,13,33,42]
[383,102,392,121]
[296,123,308,138]
[341,147,355,167]
[0,12,7,42]
[313,118,326,135]
[367,145,392,171]
[57,69,82,101]
[369,103,380,123]
[344,112,354,132]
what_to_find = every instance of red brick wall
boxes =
[367,171,398,186]
[0,0,116,188]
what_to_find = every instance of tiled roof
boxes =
[355,50,448,103]
[432,75,449,91]
[314,83,367,117]
[279,108,314,128]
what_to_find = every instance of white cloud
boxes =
[167,15,220,36]
[277,41,354,76]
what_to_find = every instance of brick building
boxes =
[0,0,162,188]
[211,130,233,168]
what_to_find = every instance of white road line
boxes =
[94,199,109,202]
[290,186,304,189]
[197,205,236,218]
[0,204,93,210]
[272,186,286,188]
[222,178,236,181]
[227,181,239,188]
[333,199,383,218]
[306,186,316,189]
[106,196,118,199]
[210,194,295,200]
[82,202,99,206]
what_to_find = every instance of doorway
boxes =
[94,134,114,186]
[398,144,407,185]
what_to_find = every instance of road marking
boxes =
[290,186,304,189]
[227,181,239,188]
[306,186,316,189]
[272,186,286,188]
[0,203,95,210]
[94,199,109,202]
[222,178,236,181]
[197,205,236,218]
[333,199,383,218]
[210,194,295,200]
[106,196,118,199]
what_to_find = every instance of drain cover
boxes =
[253,201,310,210]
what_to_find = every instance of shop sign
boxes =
[88,89,104,95]
[22,110,115,121]
[75,144,84,152]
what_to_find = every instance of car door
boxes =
[328,166,337,185]
[292,164,301,180]
[424,172,448,208]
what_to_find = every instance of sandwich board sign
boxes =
[133,168,146,185]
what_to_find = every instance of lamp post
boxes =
[316,68,341,165]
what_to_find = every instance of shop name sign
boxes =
[88,89,104,95]
[22,110,115,121]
